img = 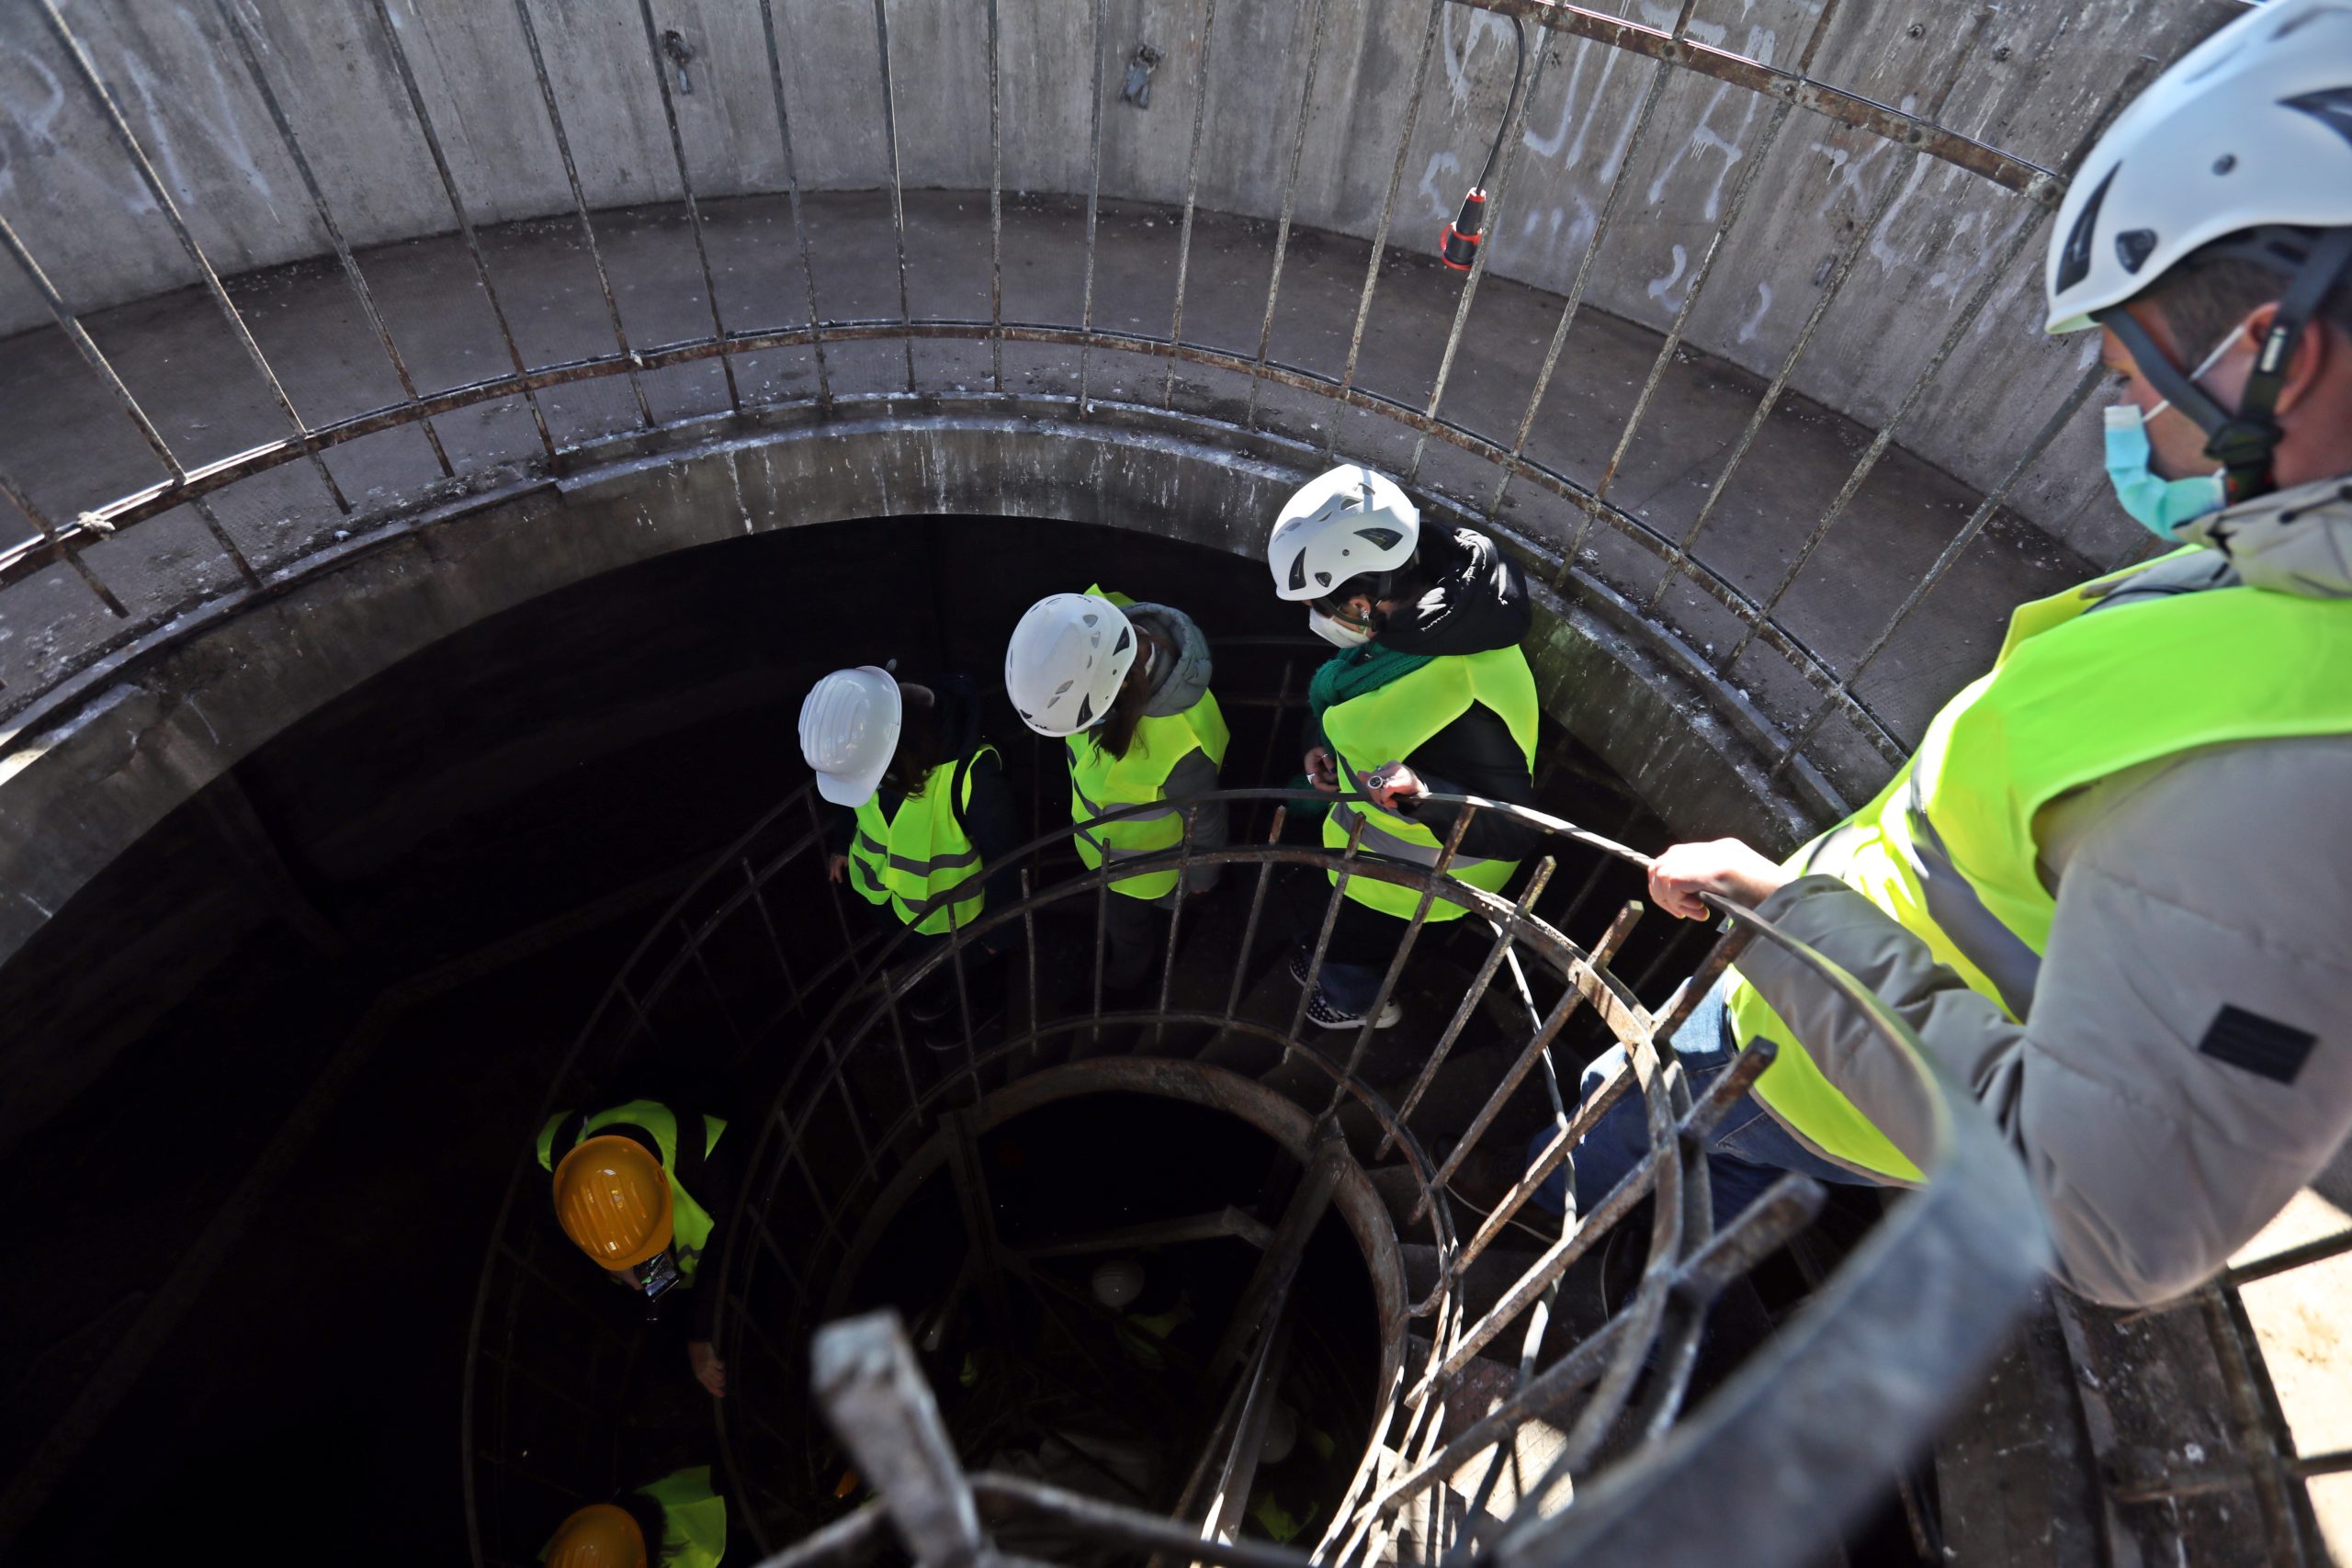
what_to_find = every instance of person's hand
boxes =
[690,1340,728,1398]
[1305,746,1340,793]
[1646,838,1790,920]
[1365,761,1424,812]
[827,852,847,884]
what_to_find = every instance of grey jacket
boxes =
[1124,602,1228,896]
[1736,473,2352,1309]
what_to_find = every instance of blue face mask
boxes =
[2100,328,2240,539]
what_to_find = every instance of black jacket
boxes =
[1320,525,1544,862]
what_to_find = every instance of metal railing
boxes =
[0,0,2113,791]
[463,781,2050,1568]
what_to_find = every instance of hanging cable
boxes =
[1440,13,1528,272]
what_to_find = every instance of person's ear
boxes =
[2253,301,2334,418]
[1343,593,1375,620]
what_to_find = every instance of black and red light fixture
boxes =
[1439,14,1527,275]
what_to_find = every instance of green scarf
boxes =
[1306,643,1433,721]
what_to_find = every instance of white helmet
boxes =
[2044,0,2352,333]
[1006,593,1136,737]
[798,666,901,806]
[2043,0,2352,499]
[1091,1258,1144,1310]
[1261,1402,1299,1465]
[1267,465,1420,604]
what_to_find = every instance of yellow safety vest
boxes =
[1318,647,1538,920]
[536,1101,726,1284]
[848,748,997,936]
[1726,558,2352,1179]
[1069,694,1230,900]
[637,1466,728,1568]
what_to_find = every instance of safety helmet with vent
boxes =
[1006,593,1137,738]
[543,1503,648,1568]
[1266,465,1420,604]
[799,666,902,806]
[2044,0,2352,500]
[1091,1258,1146,1309]
[552,1134,675,1270]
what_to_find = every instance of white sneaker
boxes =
[1306,988,1401,1031]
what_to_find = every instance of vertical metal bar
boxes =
[1149,805,1201,1049]
[810,1314,991,1568]
[944,890,980,1094]
[686,923,749,1050]
[869,0,917,392]
[1020,868,1041,1069]
[1378,858,1557,1158]
[0,214,263,588]
[1651,921,1754,1045]
[1091,860,1111,1043]
[0,466,125,616]
[1430,979,1583,1198]
[1242,0,1335,428]
[1076,0,1109,413]
[986,0,1004,393]
[634,0,742,413]
[512,0,655,427]
[215,0,455,476]
[743,859,806,1013]
[0,213,185,483]
[1594,103,1793,500]
[1582,0,1848,507]
[1200,1314,1295,1547]
[1404,32,1554,484]
[1632,152,1910,609]
[1718,204,2053,674]
[366,0,560,462]
[1323,804,1475,1116]
[941,1111,1013,1322]
[1208,1134,1345,1382]
[759,0,834,406]
[1159,0,1219,409]
[1223,805,1288,1023]
[1769,357,2107,775]
[1487,0,1696,517]
[1287,809,1367,1043]
[36,0,353,513]
[1329,0,1445,458]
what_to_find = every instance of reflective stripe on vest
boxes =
[1726,560,2352,1179]
[1318,646,1537,920]
[635,1466,728,1568]
[535,1100,727,1284]
[1068,691,1230,900]
[848,747,997,936]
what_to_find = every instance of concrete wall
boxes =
[0,0,2242,565]
[0,405,1830,1013]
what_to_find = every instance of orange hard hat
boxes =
[552,1134,674,1269]
[544,1503,648,1568]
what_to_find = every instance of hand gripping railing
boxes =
[457,785,2047,1568]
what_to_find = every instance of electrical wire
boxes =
[1474,15,1529,192]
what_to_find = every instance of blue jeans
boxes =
[1527,979,1883,1229]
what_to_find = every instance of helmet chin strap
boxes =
[2097,227,2352,504]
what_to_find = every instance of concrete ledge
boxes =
[0,400,1837,981]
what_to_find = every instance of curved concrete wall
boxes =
[0,404,1830,1002]
[0,0,2237,562]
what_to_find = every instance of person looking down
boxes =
[1266,465,1544,1032]
[804,668,1023,1030]
[1005,587,1229,1001]
[1554,0,2352,1310]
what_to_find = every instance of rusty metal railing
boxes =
[463,777,2051,1568]
[0,0,2114,795]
